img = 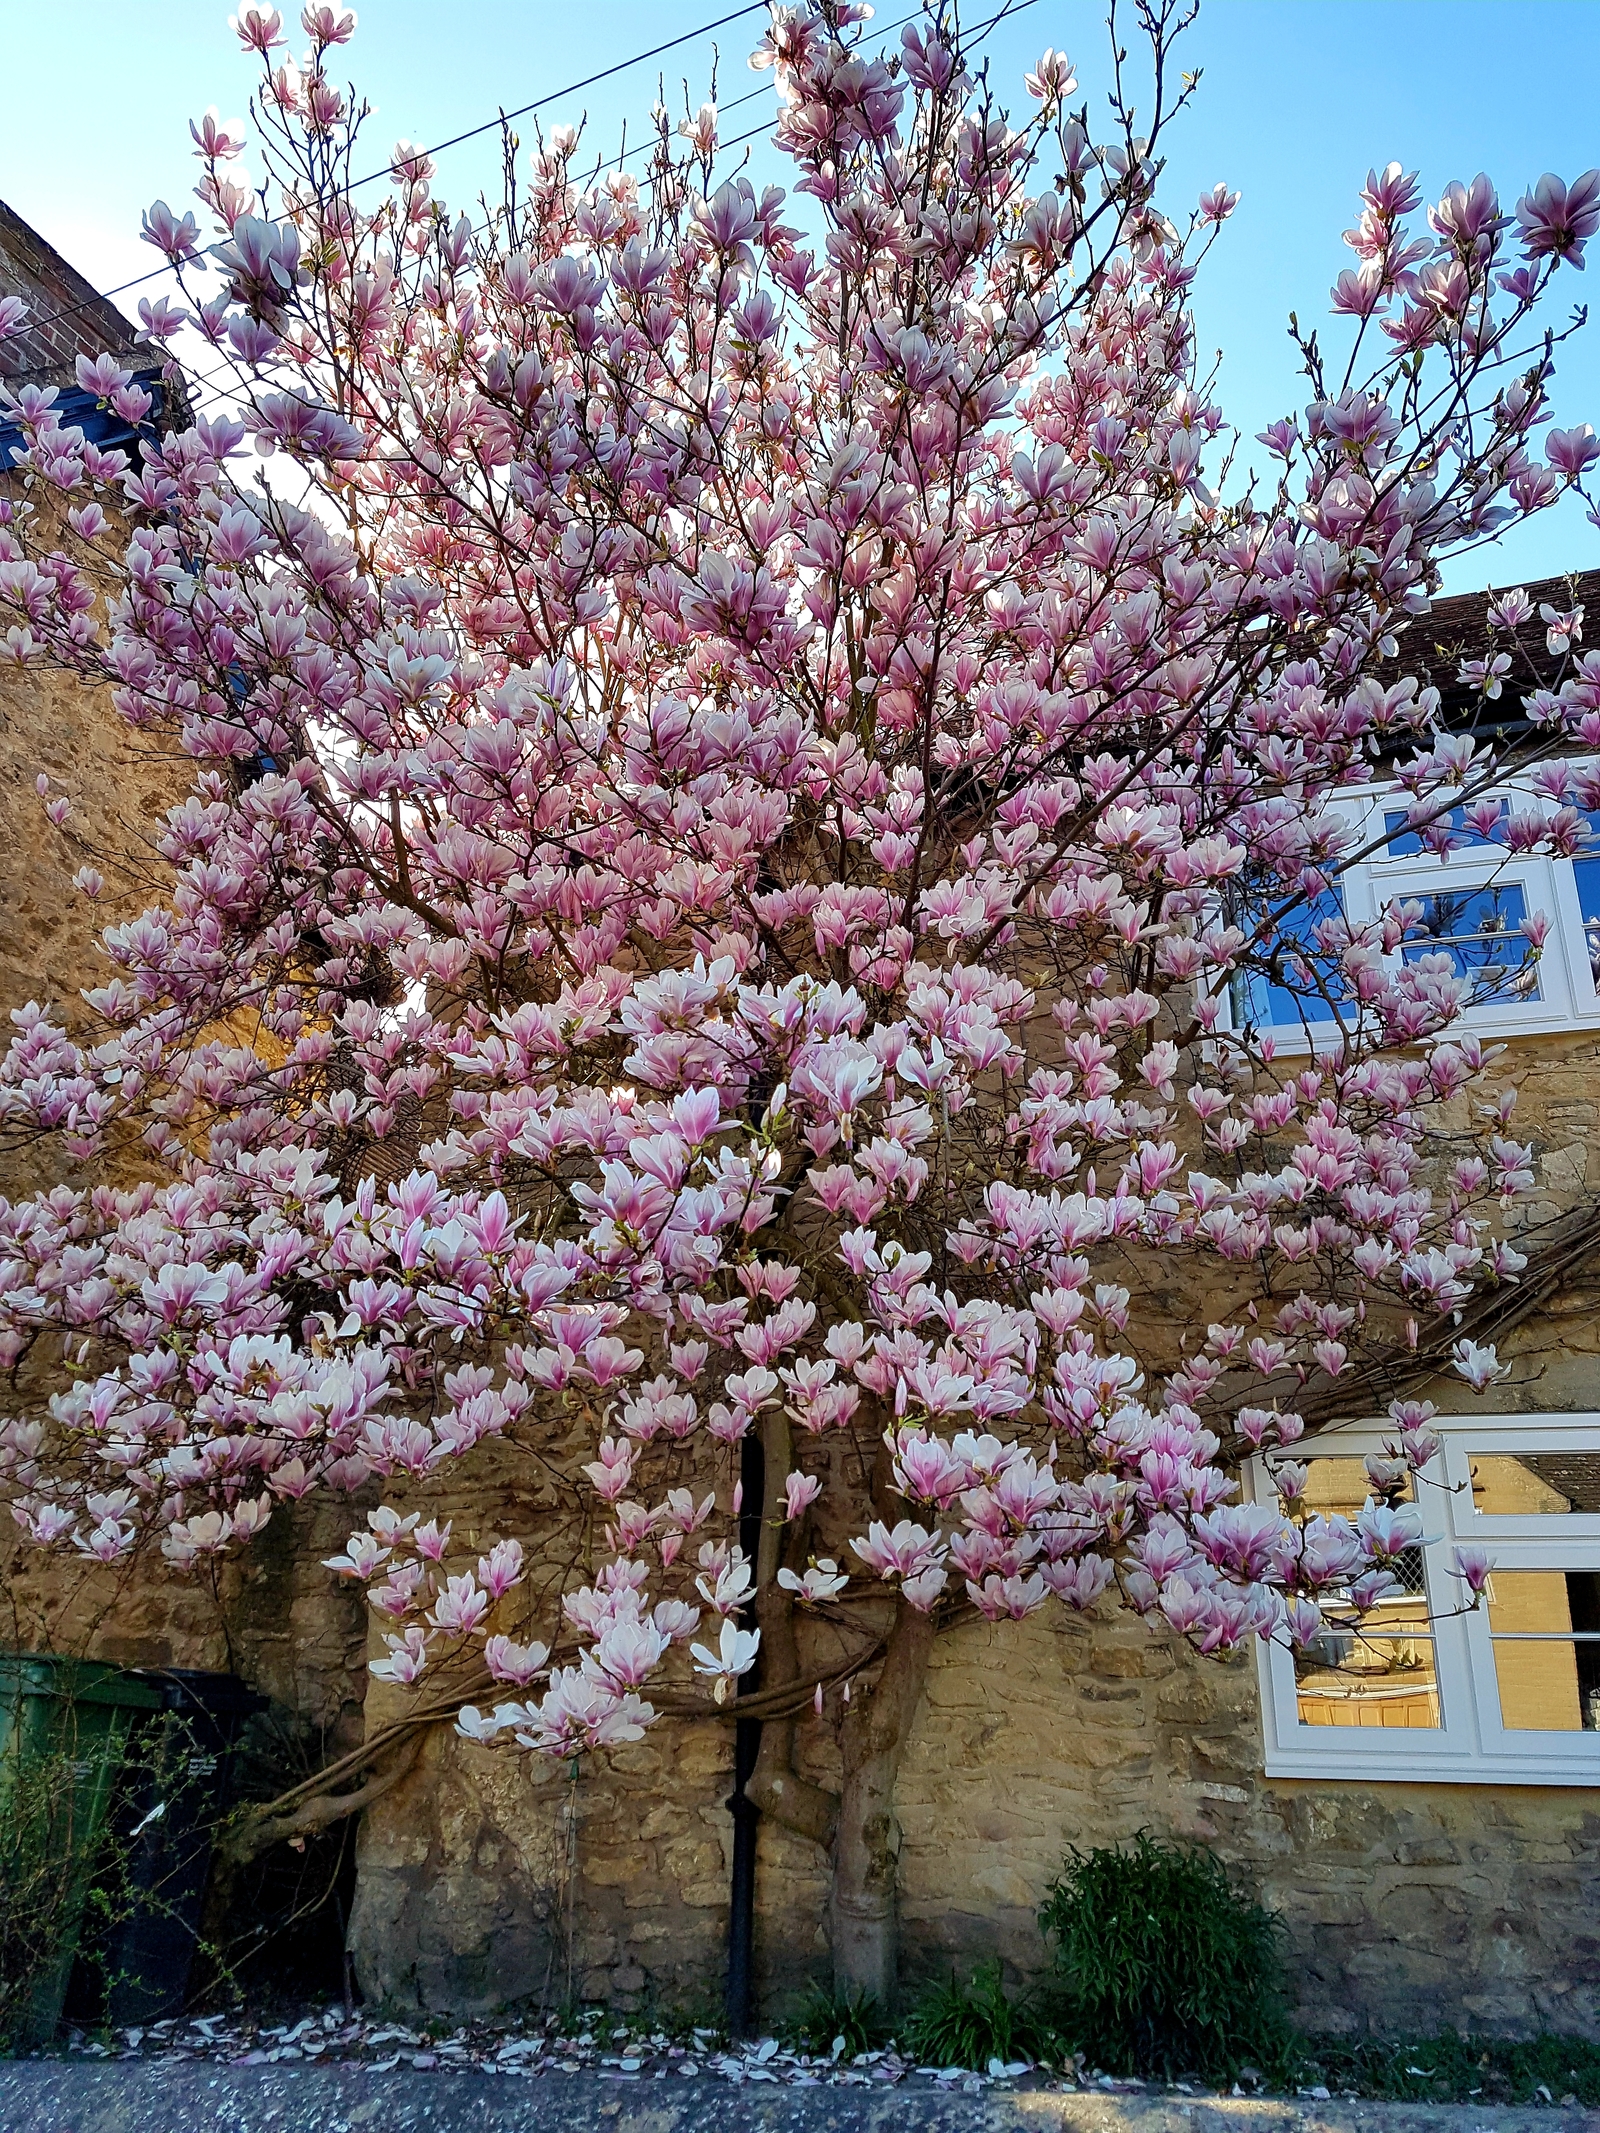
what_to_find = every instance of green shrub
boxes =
[1038,1831,1286,2081]
[901,1957,1056,2069]
[0,1708,180,2051]
[782,1981,888,2059]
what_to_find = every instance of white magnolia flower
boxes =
[689,1619,761,1704]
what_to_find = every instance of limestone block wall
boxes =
[3,573,1600,2037]
[349,1575,1600,2039]
[0,605,185,1204]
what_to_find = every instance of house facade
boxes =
[0,201,182,1204]
[2,191,1597,2037]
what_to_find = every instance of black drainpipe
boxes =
[724,1427,765,2037]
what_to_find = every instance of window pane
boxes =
[1294,1619,1440,1729]
[1382,806,1499,857]
[1288,1459,1438,1727]
[1571,812,1600,985]
[1232,888,1348,1030]
[1469,1453,1600,1516]
[1398,882,1539,1002]
[1292,1458,1425,1591]
[1487,1570,1600,1732]
[1298,1456,1413,1515]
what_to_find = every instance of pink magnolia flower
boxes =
[371,1627,431,1685]
[1450,1545,1494,1596]
[690,1620,760,1703]
[778,1559,850,1603]
[782,1469,822,1520]
[1451,1338,1510,1391]
[1517,170,1600,267]
[485,1635,549,1686]
[139,199,202,263]
[230,6,285,51]
[851,1519,946,1582]
[593,1617,669,1687]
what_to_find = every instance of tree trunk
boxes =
[830,1597,934,2007]
[743,1414,937,2009]
[746,1411,839,1849]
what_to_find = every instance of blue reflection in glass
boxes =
[1382,806,1500,858]
[1572,813,1600,986]
[1236,887,1348,1029]
[1399,881,1537,1002]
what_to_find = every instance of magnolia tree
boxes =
[2,0,1599,2002]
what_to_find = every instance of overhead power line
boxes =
[15,2,773,346]
[172,0,1042,418]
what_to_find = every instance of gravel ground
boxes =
[4,2008,1594,2133]
[1,2063,1597,2133]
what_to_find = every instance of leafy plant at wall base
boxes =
[783,1983,888,2059]
[1039,1834,1286,2081]
[901,1959,1057,2069]
[0,1732,101,2050]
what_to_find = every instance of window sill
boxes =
[1261,1741,1600,1787]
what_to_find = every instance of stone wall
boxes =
[0,654,188,1197]
[348,1569,1600,2041]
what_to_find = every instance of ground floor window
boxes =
[1250,1413,1600,1783]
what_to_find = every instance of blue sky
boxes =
[2,0,1595,591]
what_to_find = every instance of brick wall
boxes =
[0,198,145,389]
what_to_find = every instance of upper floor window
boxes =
[1251,1412,1600,1785]
[1231,772,1600,1043]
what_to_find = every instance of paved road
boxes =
[0,2065,1595,2133]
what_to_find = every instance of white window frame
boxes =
[1226,771,1600,1051]
[1249,1411,1600,1785]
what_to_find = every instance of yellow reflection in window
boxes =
[1288,1458,1438,1728]
[1298,1457,1414,1517]
[1294,1619,1440,1729]
[1470,1454,1600,1516]
[1487,1570,1600,1731]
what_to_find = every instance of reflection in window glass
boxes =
[1382,806,1499,858]
[1398,883,1538,1003]
[1233,888,1348,1031]
[1470,1454,1600,1516]
[1295,1622,1441,1729]
[1488,1569,1600,1731]
[1297,1457,1414,1515]
[1288,1459,1437,1727]
[1572,811,1600,985]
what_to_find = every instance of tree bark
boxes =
[830,1597,935,2007]
[741,1413,937,2006]
[219,1730,424,1864]
[745,1410,840,1847]
[745,1575,840,1847]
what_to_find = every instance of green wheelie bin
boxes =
[0,1653,165,2047]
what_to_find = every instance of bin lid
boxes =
[0,1654,167,1710]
